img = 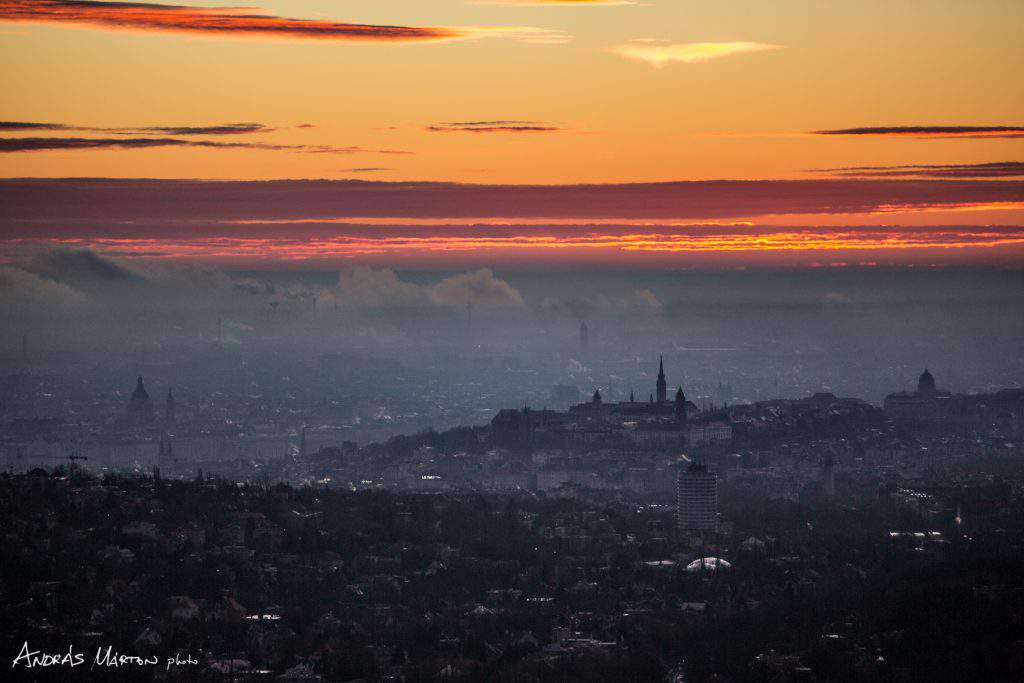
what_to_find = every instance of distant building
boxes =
[157,433,174,464]
[677,463,718,532]
[917,368,936,396]
[885,371,1024,435]
[656,355,667,404]
[164,388,176,425]
[579,321,589,355]
[687,420,733,446]
[883,368,947,425]
[126,376,154,425]
[491,356,699,450]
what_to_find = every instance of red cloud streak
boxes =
[0,0,461,41]
[7,226,1024,269]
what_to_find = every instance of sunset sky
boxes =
[1,0,1023,267]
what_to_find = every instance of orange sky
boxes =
[1,0,1022,184]
[1,1,1023,267]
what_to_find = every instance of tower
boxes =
[677,463,718,532]
[165,388,176,425]
[591,388,602,406]
[656,355,667,403]
[675,386,687,425]
[579,321,589,355]
[157,432,173,464]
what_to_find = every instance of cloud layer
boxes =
[0,0,461,42]
[2,178,1019,223]
[0,1,568,44]
[427,120,563,133]
[810,161,1024,179]
[813,126,1024,139]
[609,40,782,67]
[0,137,410,154]
[0,120,273,135]
[0,246,528,322]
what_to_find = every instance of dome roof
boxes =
[917,368,936,395]
[131,376,151,401]
[686,557,732,573]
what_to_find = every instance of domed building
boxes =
[126,376,154,425]
[685,557,732,573]
[883,368,948,425]
[917,368,937,396]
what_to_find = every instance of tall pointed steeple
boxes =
[656,355,667,403]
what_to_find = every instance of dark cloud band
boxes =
[0,0,462,42]
[810,162,1024,179]
[0,178,1020,223]
[813,126,1024,138]
[0,121,272,135]
[427,120,563,133]
[0,137,410,154]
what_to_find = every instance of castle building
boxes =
[883,368,947,425]
[491,356,702,450]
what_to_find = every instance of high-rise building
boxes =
[677,463,718,532]
[579,321,589,355]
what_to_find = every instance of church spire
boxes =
[656,355,667,403]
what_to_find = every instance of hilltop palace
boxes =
[490,357,731,451]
